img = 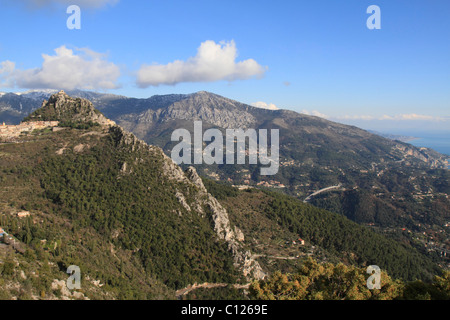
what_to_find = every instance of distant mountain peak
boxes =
[194,90,210,95]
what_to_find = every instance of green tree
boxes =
[250,257,404,300]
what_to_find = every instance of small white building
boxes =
[17,211,30,218]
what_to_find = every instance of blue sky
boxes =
[0,0,449,131]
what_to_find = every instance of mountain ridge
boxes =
[0,88,448,163]
[1,91,448,247]
[0,91,445,299]
[1,91,266,283]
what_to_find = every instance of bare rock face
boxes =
[185,166,208,193]
[109,125,266,280]
[161,91,256,129]
[51,279,88,300]
[26,91,266,282]
[184,166,266,280]
[175,191,192,212]
[115,91,258,139]
[234,226,245,242]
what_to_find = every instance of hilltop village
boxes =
[0,121,60,140]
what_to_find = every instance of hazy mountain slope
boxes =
[0,90,126,125]
[0,93,40,125]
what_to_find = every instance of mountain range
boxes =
[0,90,448,299]
[1,90,448,230]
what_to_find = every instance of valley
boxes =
[0,91,448,300]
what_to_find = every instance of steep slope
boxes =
[92,92,449,268]
[0,92,445,300]
[0,92,265,299]
[0,93,40,125]
[1,90,448,274]
[203,179,442,282]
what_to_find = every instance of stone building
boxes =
[0,121,59,138]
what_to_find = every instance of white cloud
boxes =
[21,0,118,9]
[299,111,447,122]
[336,114,445,121]
[301,110,329,118]
[251,102,279,110]
[0,61,16,87]
[0,61,15,74]
[334,114,375,121]
[0,46,121,91]
[389,114,445,121]
[136,40,266,87]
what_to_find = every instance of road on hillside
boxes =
[303,184,342,203]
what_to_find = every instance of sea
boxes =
[407,133,450,155]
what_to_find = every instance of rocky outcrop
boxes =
[184,167,266,280]
[107,123,265,279]
[24,91,265,282]
[25,90,116,127]
[51,279,88,300]
[185,166,208,193]
[175,191,191,212]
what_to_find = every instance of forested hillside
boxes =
[205,180,442,282]
[0,92,446,300]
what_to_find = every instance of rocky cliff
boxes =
[185,167,266,280]
[24,90,115,127]
[37,91,267,281]
[109,123,265,280]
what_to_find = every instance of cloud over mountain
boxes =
[136,40,266,87]
[301,110,329,118]
[0,46,120,91]
[251,101,279,110]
